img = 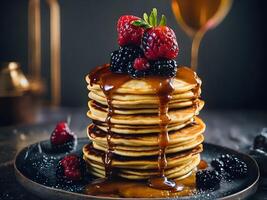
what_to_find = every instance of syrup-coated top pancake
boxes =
[86,66,201,95]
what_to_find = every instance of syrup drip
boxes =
[88,65,201,188]
[176,67,202,114]
[84,161,207,198]
[85,172,197,198]
[145,76,177,190]
[198,160,208,170]
[89,65,130,177]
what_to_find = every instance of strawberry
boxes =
[142,26,178,60]
[50,122,75,146]
[117,15,144,46]
[132,8,179,60]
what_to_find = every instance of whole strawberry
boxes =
[117,15,144,46]
[142,26,178,60]
[132,8,179,60]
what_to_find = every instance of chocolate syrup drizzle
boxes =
[88,64,201,188]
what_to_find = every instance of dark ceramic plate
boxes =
[14,138,259,200]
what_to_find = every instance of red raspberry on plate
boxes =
[50,122,75,146]
[60,155,82,181]
[117,15,144,46]
[142,26,179,60]
[133,57,150,71]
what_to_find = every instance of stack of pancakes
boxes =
[83,66,205,180]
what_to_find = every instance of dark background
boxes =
[0,0,266,109]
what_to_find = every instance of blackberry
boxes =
[196,169,221,190]
[218,154,248,178]
[150,59,177,77]
[211,158,225,173]
[253,135,267,151]
[127,62,149,78]
[110,45,143,73]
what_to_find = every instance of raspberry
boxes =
[117,15,144,46]
[50,122,75,146]
[59,155,82,181]
[142,26,179,60]
[150,59,177,77]
[110,45,143,73]
[127,61,149,78]
[196,170,221,190]
[133,58,150,71]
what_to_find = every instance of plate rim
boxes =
[14,138,260,200]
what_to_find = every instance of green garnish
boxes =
[131,8,167,28]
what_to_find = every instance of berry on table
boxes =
[214,154,248,179]
[50,122,75,146]
[59,155,83,181]
[196,169,221,190]
[117,15,144,46]
[211,158,225,173]
[253,134,267,151]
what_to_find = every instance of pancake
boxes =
[87,155,200,180]
[86,67,201,95]
[88,100,194,112]
[93,118,194,134]
[92,134,204,157]
[88,89,200,108]
[119,155,200,180]
[93,119,193,129]
[88,117,205,146]
[83,143,203,170]
[88,100,204,125]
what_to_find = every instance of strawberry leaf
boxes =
[143,13,149,23]
[152,8,158,27]
[149,10,154,27]
[159,15,167,26]
[131,19,151,29]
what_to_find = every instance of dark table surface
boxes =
[0,107,267,200]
